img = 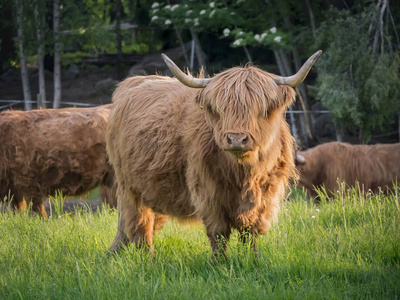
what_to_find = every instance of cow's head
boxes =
[162,51,321,165]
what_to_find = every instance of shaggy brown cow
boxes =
[0,104,116,217]
[107,51,321,258]
[295,141,400,198]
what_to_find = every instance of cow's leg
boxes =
[109,195,130,253]
[205,221,232,261]
[31,197,48,219]
[154,214,168,234]
[239,227,259,253]
[10,193,26,214]
[109,192,156,253]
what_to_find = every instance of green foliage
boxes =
[149,1,289,50]
[0,186,399,299]
[315,6,400,142]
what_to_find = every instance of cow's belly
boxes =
[129,171,197,218]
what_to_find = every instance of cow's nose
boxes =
[227,133,249,148]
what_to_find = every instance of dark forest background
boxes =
[0,0,399,148]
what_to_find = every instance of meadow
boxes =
[0,187,399,299]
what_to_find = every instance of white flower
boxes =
[151,15,158,22]
[185,18,192,23]
[164,4,171,10]
[270,27,277,33]
[260,32,267,40]
[200,9,206,15]
[223,28,230,37]
[194,18,199,26]
[209,2,215,8]
[311,215,316,219]
[210,10,216,17]
[233,39,242,46]
[151,2,159,8]
[186,10,193,15]
[274,36,282,43]
[165,19,172,25]
[152,8,159,14]
[238,31,244,35]
[315,208,320,212]
[254,34,260,41]
[171,4,179,11]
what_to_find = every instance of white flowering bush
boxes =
[149,1,289,51]
[149,1,235,31]
[227,27,288,49]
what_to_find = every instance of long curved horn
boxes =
[273,50,322,87]
[161,53,211,88]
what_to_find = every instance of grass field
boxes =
[1,187,399,299]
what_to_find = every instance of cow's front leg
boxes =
[239,227,259,254]
[205,221,232,261]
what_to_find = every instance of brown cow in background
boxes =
[107,51,321,258]
[0,104,116,217]
[295,141,400,198]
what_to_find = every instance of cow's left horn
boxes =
[273,50,322,87]
[161,54,211,88]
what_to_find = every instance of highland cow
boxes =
[107,51,322,258]
[0,104,116,217]
[296,141,400,198]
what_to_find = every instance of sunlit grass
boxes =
[0,186,399,299]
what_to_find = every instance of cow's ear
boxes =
[295,154,306,165]
[279,85,296,109]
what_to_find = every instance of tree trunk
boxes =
[274,49,300,145]
[293,49,314,140]
[16,0,32,110]
[115,0,122,80]
[242,46,253,64]
[34,0,46,108]
[277,48,309,146]
[53,0,61,109]
[189,27,206,71]
[305,0,317,39]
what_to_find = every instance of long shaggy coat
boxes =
[296,141,400,197]
[0,104,116,217]
[107,69,298,257]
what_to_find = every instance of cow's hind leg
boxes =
[109,191,156,253]
[31,197,48,219]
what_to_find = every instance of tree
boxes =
[34,0,47,108]
[315,4,400,143]
[53,0,61,109]
[15,0,32,110]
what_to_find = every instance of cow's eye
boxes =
[206,105,220,119]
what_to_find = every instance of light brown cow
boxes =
[295,141,400,198]
[107,51,321,258]
[0,104,116,217]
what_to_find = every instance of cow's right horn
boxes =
[273,50,322,87]
[161,54,211,88]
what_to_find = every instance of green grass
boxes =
[0,187,399,299]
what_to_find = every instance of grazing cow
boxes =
[0,104,116,218]
[295,141,400,198]
[107,51,321,258]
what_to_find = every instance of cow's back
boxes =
[108,77,197,217]
[297,142,400,196]
[0,105,111,200]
